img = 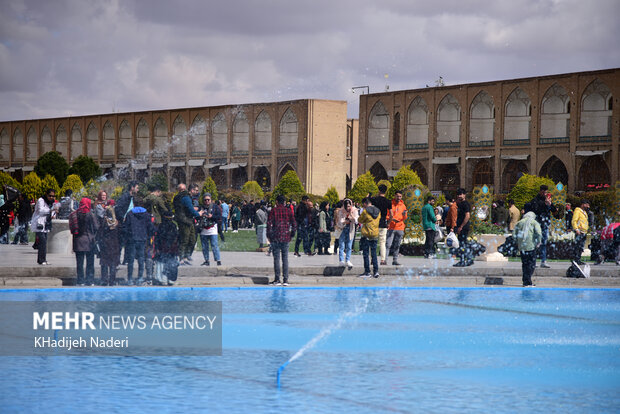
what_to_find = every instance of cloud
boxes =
[0,0,618,121]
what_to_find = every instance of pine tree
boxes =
[324,186,340,205]
[21,172,43,201]
[60,174,84,197]
[41,174,61,198]
[200,176,219,200]
[272,170,305,200]
[241,181,264,201]
[348,171,378,204]
[387,165,423,199]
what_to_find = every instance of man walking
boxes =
[358,197,381,278]
[294,195,313,256]
[267,195,297,286]
[513,211,542,287]
[386,190,407,266]
[453,188,472,267]
[571,199,590,265]
[173,183,202,265]
[508,199,520,232]
[422,195,437,259]
[371,184,391,265]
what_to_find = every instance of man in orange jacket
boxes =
[386,190,408,266]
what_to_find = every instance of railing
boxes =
[539,137,569,144]
[503,139,530,146]
[190,152,206,157]
[367,145,389,152]
[232,151,249,156]
[278,148,298,154]
[435,142,460,148]
[469,140,494,147]
[578,135,611,143]
[405,143,429,150]
[254,150,271,156]
[211,151,227,157]
[172,153,186,159]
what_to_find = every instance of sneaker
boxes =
[346,261,353,269]
[339,261,346,267]
[282,282,289,286]
[294,252,301,257]
[217,261,222,266]
[523,284,536,287]
[358,273,371,278]
[373,272,380,278]
[540,262,550,269]
[392,261,402,266]
[201,261,210,266]
[270,280,282,286]
[453,261,466,267]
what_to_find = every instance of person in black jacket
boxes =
[528,185,557,268]
[115,181,139,265]
[294,195,314,256]
[124,198,154,285]
[73,198,99,286]
[12,193,32,244]
[153,210,180,285]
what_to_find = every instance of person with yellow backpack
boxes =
[358,197,381,278]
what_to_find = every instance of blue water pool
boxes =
[1,287,619,413]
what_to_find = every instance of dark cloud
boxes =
[0,0,618,121]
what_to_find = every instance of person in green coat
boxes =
[422,195,437,259]
[513,211,542,287]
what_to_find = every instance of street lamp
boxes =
[350,86,369,94]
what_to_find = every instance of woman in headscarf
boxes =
[73,197,99,286]
[513,211,542,287]
[99,199,120,286]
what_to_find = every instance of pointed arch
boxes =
[469,91,494,146]
[279,108,298,152]
[578,155,610,191]
[26,126,38,161]
[209,166,226,188]
[406,96,429,149]
[278,163,295,182]
[435,164,460,193]
[190,114,207,156]
[85,122,98,159]
[540,83,569,143]
[410,161,428,186]
[102,121,115,158]
[504,87,531,144]
[70,122,82,160]
[233,111,249,154]
[212,112,228,154]
[368,101,389,150]
[41,126,52,154]
[0,128,9,162]
[12,127,23,161]
[171,166,186,188]
[136,118,149,156]
[580,79,612,140]
[254,111,272,152]
[436,94,461,147]
[255,166,271,190]
[502,160,528,192]
[471,159,493,187]
[191,167,205,185]
[171,115,187,156]
[153,117,168,157]
[539,156,568,185]
[232,166,248,190]
[118,120,132,158]
[369,161,388,182]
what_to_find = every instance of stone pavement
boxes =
[0,243,618,288]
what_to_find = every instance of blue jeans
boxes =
[360,237,378,274]
[200,234,220,263]
[538,224,549,262]
[222,217,228,232]
[271,241,289,282]
[126,239,146,281]
[338,230,353,263]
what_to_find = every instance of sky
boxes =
[1,0,619,122]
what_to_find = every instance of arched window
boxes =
[504,87,531,145]
[119,120,132,159]
[153,117,168,157]
[86,122,98,159]
[233,111,249,155]
[12,127,24,161]
[171,167,186,187]
[136,118,149,156]
[102,121,115,158]
[190,115,207,156]
[212,112,228,155]
[435,164,460,193]
[580,79,612,142]
[469,91,494,146]
[172,115,187,157]
[278,163,295,182]
[393,112,400,150]
[232,166,248,190]
[255,166,271,190]
[56,124,67,157]
[368,101,389,151]
[70,123,82,160]
[0,129,9,162]
[410,161,428,186]
[406,96,429,149]
[539,156,568,185]
[502,160,528,193]
[369,161,388,182]
[254,111,272,152]
[436,94,461,147]
[279,108,298,152]
[472,160,493,187]
[27,127,38,161]
[209,166,226,188]
[191,167,205,185]
[578,155,610,191]
[540,84,569,144]
[41,126,52,154]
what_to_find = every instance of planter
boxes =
[399,244,425,256]
[545,240,575,260]
[475,234,507,254]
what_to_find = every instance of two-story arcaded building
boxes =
[357,68,619,193]
[0,99,349,196]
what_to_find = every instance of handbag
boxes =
[434,225,444,243]
[446,231,459,249]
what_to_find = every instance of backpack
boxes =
[68,210,79,235]
[58,197,75,219]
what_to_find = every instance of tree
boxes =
[146,173,169,192]
[324,186,340,205]
[272,170,305,200]
[348,171,378,204]
[35,151,70,186]
[377,179,391,192]
[200,176,218,201]
[41,174,61,198]
[68,155,102,184]
[60,174,84,197]
[0,171,21,192]
[241,181,264,201]
[387,165,423,199]
[507,174,555,210]
[21,172,43,201]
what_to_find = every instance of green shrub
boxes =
[507,174,555,210]
[583,190,616,229]
[200,177,218,200]
[272,170,305,200]
[377,179,391,192]
[41,174,61,198]
[0,171,22,193]
[60,174,84,197]
[348,171,378,203]
[472,221,505,235]
[68,155,101,184]
[387,166,424,199]
[21,172,43,201]
[35,151,70,186]
[146,173,169,192]
[324,186,340,205]
[241,181,264,201]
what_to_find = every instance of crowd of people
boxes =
[1,180,619,288]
